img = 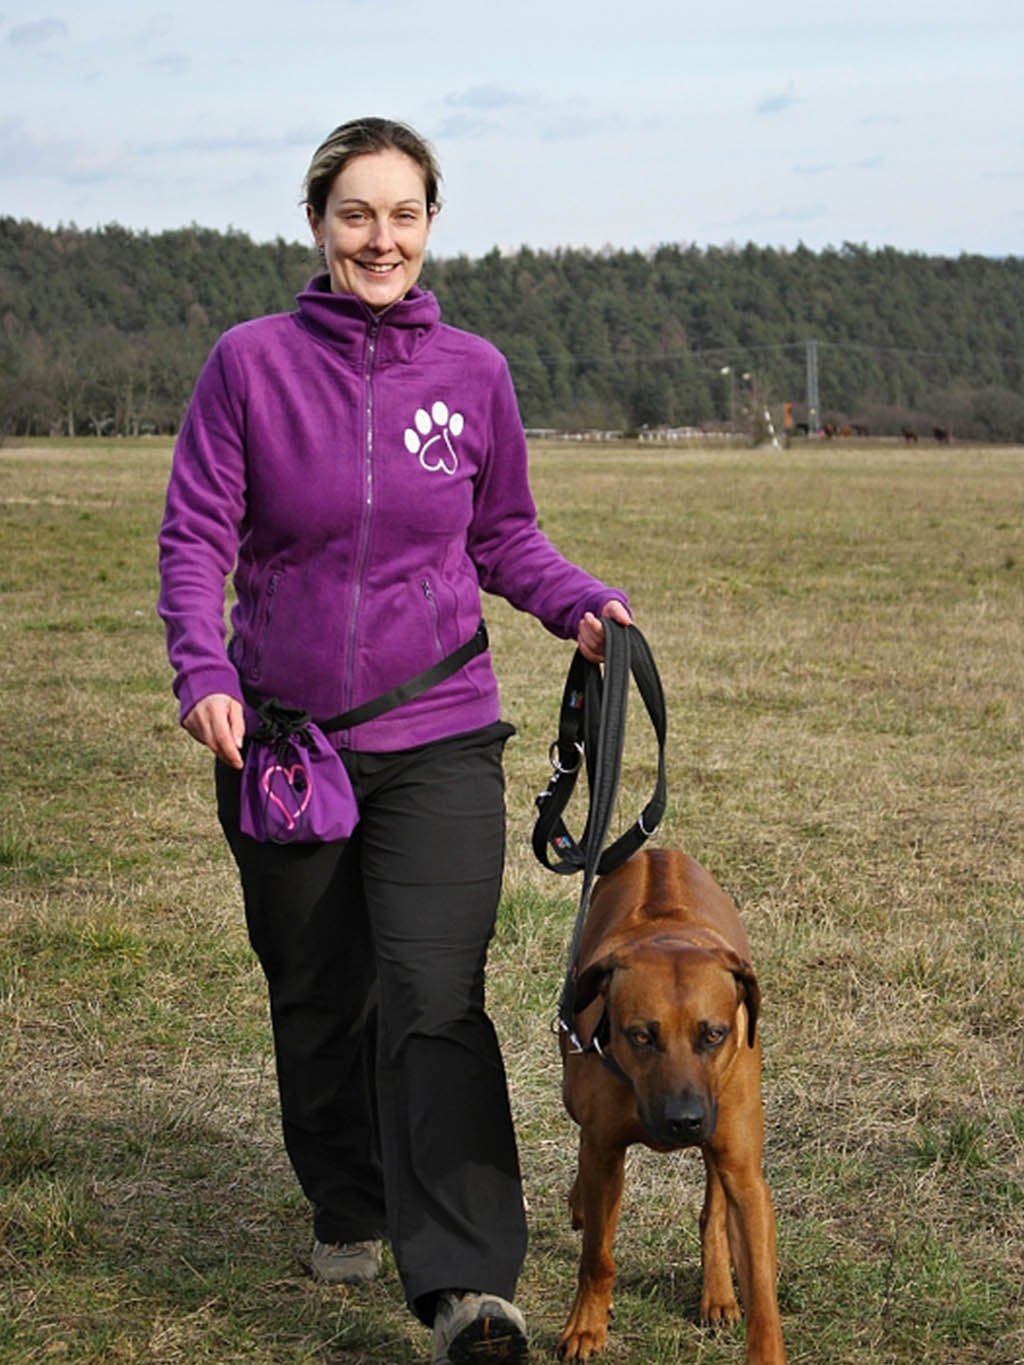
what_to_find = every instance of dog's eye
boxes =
[626,1027,653,1049]
[700,1025,729,1049]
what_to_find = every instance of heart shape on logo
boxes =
[261,762,313,831]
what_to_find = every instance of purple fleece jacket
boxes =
[157,277,627,751]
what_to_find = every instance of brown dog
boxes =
[558,847,785,1363]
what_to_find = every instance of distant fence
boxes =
[524,428,622,441]
[525,426,747,444]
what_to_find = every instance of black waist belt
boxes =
[242,621,489,733]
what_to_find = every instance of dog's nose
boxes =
[666,1107,703,1141]
[660,1095,710,1145]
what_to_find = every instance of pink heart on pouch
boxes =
[261,763,313,831]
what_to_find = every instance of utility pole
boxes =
[805,339,820,434]
[720,366,736,427]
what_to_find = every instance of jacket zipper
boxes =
[420,578,444,656]
[342,317,380,712]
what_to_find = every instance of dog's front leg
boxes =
[703,1054,786,1363]
[699,1156,742,1328]
[715,1148,786,1364]
[558,1129,626,1362]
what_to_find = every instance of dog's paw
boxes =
[700,1291,742,1330]
[558,1298,610,1361]
[557,1327,606,1362]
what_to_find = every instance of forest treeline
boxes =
[2,216,1023,441]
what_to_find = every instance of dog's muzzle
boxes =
[640,1091,718,1148]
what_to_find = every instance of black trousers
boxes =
[215,721,527,1323]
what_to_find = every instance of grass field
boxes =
[1,437,1022,1364]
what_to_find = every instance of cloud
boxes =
[727,203,826,229]
[540,113,619,142]
[438,88,642,144]
[444,85,530,111]
[138,128,315,156]
[794,162,836,176]
[6,17,67,46]
[147,52,191,75]
[134,12,174,46]
[850,154,884,170]
[433,113,498,141]
[0,117,68,177]
[755,81,800,115]
[0,117,117,185]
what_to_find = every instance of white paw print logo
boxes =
[404,400,464,476]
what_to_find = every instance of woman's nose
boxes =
[367,216,395,251]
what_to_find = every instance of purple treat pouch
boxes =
[240,700,358,844]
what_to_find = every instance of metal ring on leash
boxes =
[549,739,584,775]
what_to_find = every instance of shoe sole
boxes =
[312,1269,379,1285]
[446,1315,529,1362]
[309,1256,381,1286]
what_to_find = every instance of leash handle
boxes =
[556,620,629,1032]
[533,622,667,877]
[531,620,668,1033]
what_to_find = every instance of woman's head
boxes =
[304,118,442,310]
[304,117,442,222]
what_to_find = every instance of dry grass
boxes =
[1,438,1022,1362]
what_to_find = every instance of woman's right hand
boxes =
[183,693,246,769]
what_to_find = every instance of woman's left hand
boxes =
[577,599,632,663]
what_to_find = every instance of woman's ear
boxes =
[306,203,322,248]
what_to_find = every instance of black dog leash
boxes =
[532,620,667,1046]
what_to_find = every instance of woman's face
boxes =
[307,148,435,311]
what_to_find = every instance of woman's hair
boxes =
[303,117,442,219]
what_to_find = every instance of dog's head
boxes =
[574,938,761,1149]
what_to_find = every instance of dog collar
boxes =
[562,1012,632,1087]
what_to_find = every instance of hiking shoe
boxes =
[310,1238,382,1285]
[432,1290,528,1363]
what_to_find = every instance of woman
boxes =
[158,116,630,1363]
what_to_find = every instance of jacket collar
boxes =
[293,275,441,367]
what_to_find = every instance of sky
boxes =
[1,1,1022,262]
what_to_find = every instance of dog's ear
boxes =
[713,946,761,1046]
[573,954,619,1016]
[733,961,761,1047]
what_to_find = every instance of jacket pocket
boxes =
[418,577,446,658]
[250,569,283,682]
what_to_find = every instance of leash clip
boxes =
[549,739,584,775]
[559,1019,587,1055]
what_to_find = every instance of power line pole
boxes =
[806,338,820,434]
[720,366,736,426]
